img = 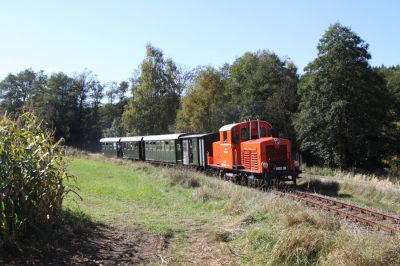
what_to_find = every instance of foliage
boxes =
[0,69,123,151]
[122,44,180,135]
[295,23,393,169]
[0,112,73,244]
[377,66,400,161]
[388,155,400,177]
[39,72,75,141]
[225,51,299,138]
[175,67,226,132]
[101,81,129,137]
[0,69,47,113]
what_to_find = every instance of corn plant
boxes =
[0,112,73,244]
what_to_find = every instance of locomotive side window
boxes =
[241,127,249,140]
[260,127,267,137]
[233,129,239,144]
[223,131,228,143]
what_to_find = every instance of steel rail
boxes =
[273,190,400,234]
[294,191,400,224]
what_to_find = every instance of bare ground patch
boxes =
[1,225,167,265]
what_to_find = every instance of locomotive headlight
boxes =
[294,160,300,167]
[262,162,269,169]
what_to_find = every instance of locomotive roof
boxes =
[219,120,272,131]
[100,137,121,143]
[219,123,241,131]
[120,136,144,142]
[143,133,186,141]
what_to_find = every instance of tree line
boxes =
[1,23,399,174]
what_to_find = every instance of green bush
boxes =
[388,156,400,177]
[0,112,73,244]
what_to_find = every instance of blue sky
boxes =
[0,0,399,83]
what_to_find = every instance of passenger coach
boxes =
[142,133,186,164]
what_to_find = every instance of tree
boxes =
[101,81,129,137]
[42,72,76,141]
[175,67,226,132]
[225,51,299,138]
[294,23,392,169]
[0,69,47,113]
[122,44,180,135]
[377,66,400,174]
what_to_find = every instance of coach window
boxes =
[223,131,228,143]
[233,129,239,144]
[241,127,249,140]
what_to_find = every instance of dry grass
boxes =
[271,226,332,265]
[158,168,201,188]
[322,232,400,266]
[70,156,400,265]
[302,167,400,213]
[142,164,400,265]
[285,210,340,231]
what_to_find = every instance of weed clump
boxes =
[161,168,201,188]
[285,210,340,231]
[213,229,231,242]
[192,185,224,202]
[0,112,74,246]
[271,227,332,265]
[132,162,155,173]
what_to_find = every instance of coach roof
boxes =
[143,133,186,141]
[100,137,121,143]
[180,133,215,138]
[120,136,144,142]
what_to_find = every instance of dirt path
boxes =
[2,226,166,265]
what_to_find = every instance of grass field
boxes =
[62,155,400,265]
[301,166,400,214]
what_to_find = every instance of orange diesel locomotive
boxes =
[209,120,300,183]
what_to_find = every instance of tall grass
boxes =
[303,165,400,211]
[0,112,73,245]
[69,156,400,265]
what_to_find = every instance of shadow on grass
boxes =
[297,178,341,197]
[0,208,151,265]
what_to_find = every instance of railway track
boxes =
[212,171,400,234]
[273,189,400,234]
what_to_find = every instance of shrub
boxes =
[160,168,201,188]
[271,227,332,265]
[388,155,400,177]
[0,112,73,244]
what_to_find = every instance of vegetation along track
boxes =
[272,188,400,234]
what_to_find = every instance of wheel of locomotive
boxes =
[292,173,298,185]
[219,170,224,180]
[241,174,248,187]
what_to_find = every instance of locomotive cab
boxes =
[210,120,271,168]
